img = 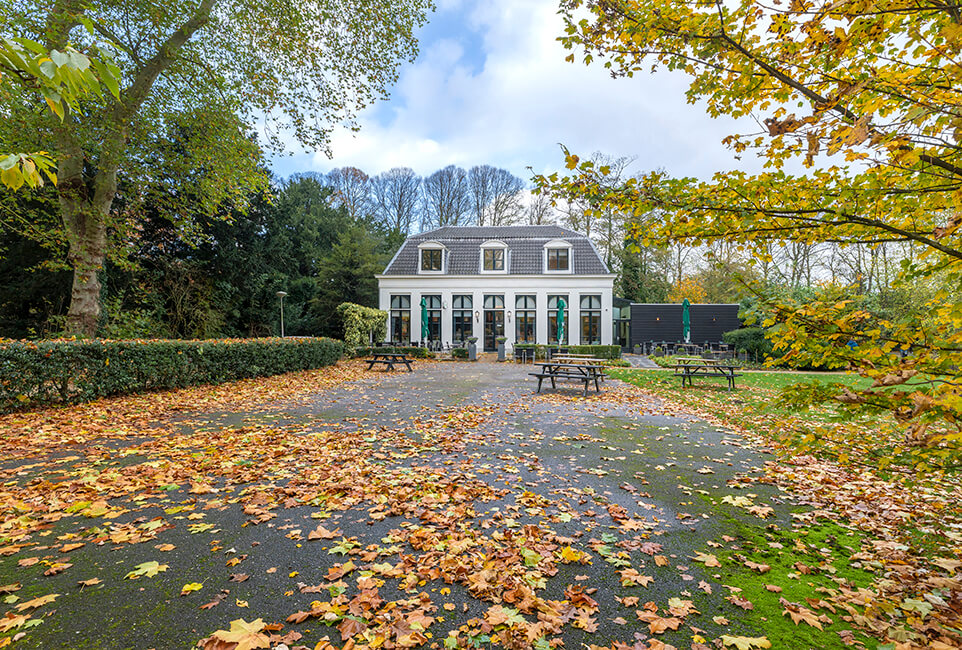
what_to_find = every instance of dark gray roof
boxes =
[382,225,610,276]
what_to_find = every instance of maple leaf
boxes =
[558,545,585,563]
[338,616,367,640]
[667,597,698,617]
[307,525,340,540]
[727,595,754,610]
[783,606,823,630]
[619,569,654,587]
[692,552,721,567]
[0,612,29,633]
[205,618,270,650]
[181,583,203,596]
[44,562,72,576]
[720,635,772,650]
[747,505,774,518]
[721,495,753,508]
[125,561,168,579]
[744,560,770,573]
[933,557,962,574]
[635,612,682,634]
[78,578,102,588]
[485,604,525,627]
[15,593,58,611]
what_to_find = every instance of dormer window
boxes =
[421,249,442,271]
[418,241,446,274]
[483,248,504,271]
[479,240,508,273]
[547,248,568,270]
[544,240,573,273]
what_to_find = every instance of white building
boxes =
[376,226,616,352]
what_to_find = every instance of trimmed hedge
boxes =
[353,346,435,359]
[451,347,468,359]
[514,344,622,360]
[0,337,344,413]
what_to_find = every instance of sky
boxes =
[269,0,766,184]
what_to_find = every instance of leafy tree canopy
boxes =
[539,0,962,468]
[1,0,432,335]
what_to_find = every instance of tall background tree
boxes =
[1,0,431,335]
[370,167,421,241]
[422,165,471,229]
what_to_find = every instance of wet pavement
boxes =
[0,360,839,650]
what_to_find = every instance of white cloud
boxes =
[283,0,765,182]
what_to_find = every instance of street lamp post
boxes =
[276,291,288,338]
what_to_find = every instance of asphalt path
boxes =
[2,361,807,649]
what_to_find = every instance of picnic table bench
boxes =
[672,357,740,390]
[551,356,606,381]
[366,352,413,372]
[530,361,606,396]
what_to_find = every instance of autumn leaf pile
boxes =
[0,360,959,649]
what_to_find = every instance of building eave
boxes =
[375,274,617,280]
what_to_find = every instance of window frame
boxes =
[543,240,573,274]
[479,240,509,274]
[417,241,446,274]
[580,294,602,345]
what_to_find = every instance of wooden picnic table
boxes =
[366,352,413,372]
[550,356,606,381]
[672,357,740,390]
[551,355,604,364]
[530,361,606,396]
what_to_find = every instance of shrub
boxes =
[451,347,468,359]
[567,345,622,359]
[513,344,621,360]
[353,346,434,359]
[722,328,772,360]
[0,337,344,413]
[336,303,387,347]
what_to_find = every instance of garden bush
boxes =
[0,337,344,413]
[336,303,387,347]
[353,346,434,359]
[514,344,621,360]
[722,327,773,360]
[451,347,468,359]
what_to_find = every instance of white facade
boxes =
[376,274,616,352]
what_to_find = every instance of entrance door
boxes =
[483,294,505,351]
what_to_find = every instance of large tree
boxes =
[326,166,372,223]
[371,167,421,237]
[467,165,525,227]
[1,0,431,335]
[542,0,962,465]
[422,165,471,229]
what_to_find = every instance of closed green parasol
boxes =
[420,297,429,342]
[556,297,567,343]
[682,298,691,343]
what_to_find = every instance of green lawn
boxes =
[608,366,894,467]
